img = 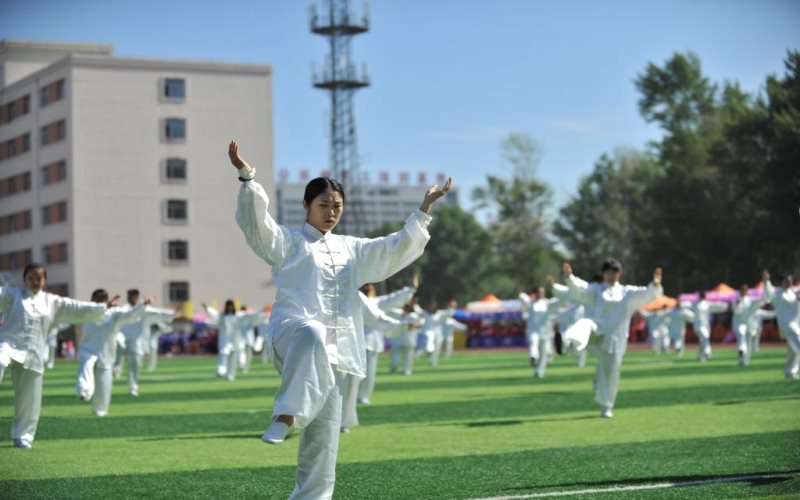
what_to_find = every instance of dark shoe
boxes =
[554,331,564,355]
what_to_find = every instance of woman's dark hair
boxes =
[23,262,47,280]
[224,299,236,315]
[303,177,345,205]
[91,288,109,302]
[601,258,622,273]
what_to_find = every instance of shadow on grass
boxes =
[1,431,797,499]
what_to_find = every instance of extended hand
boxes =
[419,177,452,214]
[228,141,252,173]
[107,294,121,308]
[762,269,770,282]
[562,262,573,277]
[653,267,663,285]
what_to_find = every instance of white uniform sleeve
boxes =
[565,274,595,308]
[708,301,729,314]
[352,210,432,286]
[518,293,532,306]
[550,283,572,301]
[109,304,147,332]
[374,286,416,312]
[52,295,107,325]
[625,282,664,312]
[361,292,402,329]
[235,179,293,267]
[145,306,176,324]
[204,306,221,323]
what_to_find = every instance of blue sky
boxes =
[2,0,798,217]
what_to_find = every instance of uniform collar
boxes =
[303,222,326,241]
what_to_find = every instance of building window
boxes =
[0,249,32,271]
[0,172,31,199]
[167,240,189,262]
[0,95,30,125]
[43,242,68,264]
[41,120,66,147]
[164,118,186,141]
[164,158,187,181]
[0,133,31,162]
[40,79,66,107]
[163,78,186,99]
[0,210,32,235]
[165,199,188,222]
[42,201,67,225]
[42,160,67,185]
[168,281,190,302]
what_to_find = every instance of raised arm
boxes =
[374,286,417,312]
[52,295,107,325]
[109,300,149,332]
[230,141,292,267]
[562,263,595,308]
[626,268,664,311]
[144,305,176,325]
[353,179,451,285]
[360,292,402,329]
[203,304,220,323]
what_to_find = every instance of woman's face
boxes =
[304,188,344,233]
[25,268,46,294]
[603,268,622,284]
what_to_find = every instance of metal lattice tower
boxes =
[310,0,370,235]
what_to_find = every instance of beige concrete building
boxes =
[0,40,276,309]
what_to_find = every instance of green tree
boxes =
[472,133,561,296]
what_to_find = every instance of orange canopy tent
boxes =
[711,283,736,294]
[642,295,677,311]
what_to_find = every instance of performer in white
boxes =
[554,299,587,367]
[0,263,106,448]
[518,287,560,378]
[257,311,272,364]
[440,300,467,361]
[44,323,69,370]
[552,260,662,418]
[640,307,671,355]
[690,291,728,362]
[77,290,150,416]
[119,289,175,396]
[146,320,171,372]
[392,304,423,375]
[766,273,800,379]
[414,301,450,366]
[229,140,448,499]
[203,301,262,381]
[666,302,695,356]
[340,289,404,433]
[357,282,417,405]
[732,272,771,366]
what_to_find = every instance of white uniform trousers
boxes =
[588,342,623,410]
[340,373,361,430]
[696,327,712,361]
[561,318,596,353]
[76,353,113,416]
[126,350,143,394]
[148,334,159,372]
[358,350,380,403]
[780,320,800,379]
[443,334,455,360]
[429,332,444,367]
[4,361,43,442]
[576,348,588,368]
[734,324,750,365]
[270,319,343,500]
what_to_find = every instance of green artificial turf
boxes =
[1,346,798,499]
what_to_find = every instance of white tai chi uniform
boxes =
[554,274,662,413]
[518,293,560,378]
[690,299,728,361]
[391,311,422,375]
[236,170,431,500]
[77,305,146,416]
[341,291,402,431]
[205,307,262,381]
[767,285,800,379]
[641,309,671,355]
[748,308,776,355]
[665,305,694,355]
[358,286,416,404]
[119,305,175,395]
[147,321,172,372]
[414,305,450,366]
[0,287,106,446]
[441,315,467,361]
[732,290,770,366]
[555,302,586,367]
[43,323,69,370]
[257,313,272,364]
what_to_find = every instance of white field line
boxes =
[468,472,799,500]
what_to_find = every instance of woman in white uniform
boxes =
[0,263,107,448]
[204,301,261,380]
[518,287,560,378]
[229,140,449,499]
[766,273,800,379]
[732,272,771,366]
[690,291,728,362]
[552,259,662,418]
[77,290,150,416]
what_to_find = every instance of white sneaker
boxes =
[340,426,350,434]
[262,420,291,445]
[129,388,139,397]
[13,438,32,449]
[786,373,799,380]
[357,397,371,405]
[600,407,614,418]
[93,410,108,417]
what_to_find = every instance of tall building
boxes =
[0,40,276,308]
[276,170,459,234]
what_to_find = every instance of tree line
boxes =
[371,51,799,304]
